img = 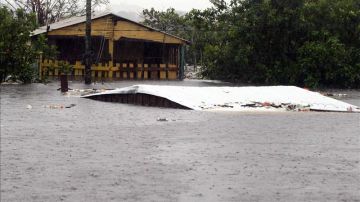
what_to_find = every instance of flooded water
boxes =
[1,81,359,202]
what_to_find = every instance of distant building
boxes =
[32,12,189,80]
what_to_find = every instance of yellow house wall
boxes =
[39,60,179,80]
[41,15,183,80]
[47,16,186,44]
[47,17,114,38]
[113,20,184,44]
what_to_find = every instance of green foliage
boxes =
[17,65,36,84]
[200,0,360,88]
[0,6,56,83]
[57,61,73,75]
[142,0,360,88]
[141,8,201,66]
[33,35,58,60]
[142,8,188,37]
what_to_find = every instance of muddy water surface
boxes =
[1,81,359,202]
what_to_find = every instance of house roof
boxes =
[32,12,190,44]
[82,85,360,112]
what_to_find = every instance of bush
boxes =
[0,6,54,83]
[195,0,360,88]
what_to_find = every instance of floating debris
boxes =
[45,104,64,109]
[1,81,21,85]
[65,104,76,108]
[323,93,348,97]
[43,104,76,109]
[240,102,311,112]
[157,117,169,122]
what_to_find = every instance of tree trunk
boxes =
[192,28,197,71]
[194,50,197,71]
[60,74,69,92]
[200,50,203,68]
[84,0,92,84]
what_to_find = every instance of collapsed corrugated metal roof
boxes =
[32,12,190,43]
[82,85,360,112]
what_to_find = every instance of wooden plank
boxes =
[136,64,143,79]
[48,17,113,37]
[113,20,185,44]
[48,16,187,44]
[122,72,128,79]
[150,71,158,80]
[168,71,177,80]
[160,63,166,79]
[143,64,148,79]
[137,71,142,79]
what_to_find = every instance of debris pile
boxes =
[322,93,348,97]
[240,102,311,112]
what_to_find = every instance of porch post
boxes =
[108,38,114,78]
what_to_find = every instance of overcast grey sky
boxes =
[107,0,214,12]
[4,0,215,12]
[2,0,217,21]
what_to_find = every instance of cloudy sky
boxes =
[107,0,214,12]
[3,0,216,22]
[101,0,215,21]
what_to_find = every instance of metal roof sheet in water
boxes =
[82,85,360,112]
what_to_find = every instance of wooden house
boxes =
[32,12,189,80]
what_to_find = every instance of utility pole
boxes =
[84,0,92,84]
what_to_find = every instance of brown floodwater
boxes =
[1,81,359,202]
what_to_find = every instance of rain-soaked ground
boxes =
[0,80,359,202]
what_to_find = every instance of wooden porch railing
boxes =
[39,60,179,80]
